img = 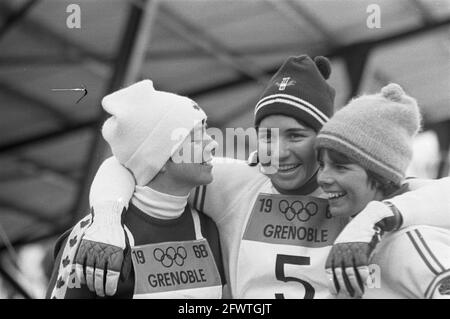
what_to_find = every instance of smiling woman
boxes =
[317,148,385,218]
[315,83,421,218]
[258,115,318,194]
[315,83,450,299]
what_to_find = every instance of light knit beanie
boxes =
[101,80,206,186]
[315,83,421,185]
[254,55,335,131]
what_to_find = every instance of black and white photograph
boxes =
[0,0,449,306]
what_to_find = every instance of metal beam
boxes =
[71,0,160,222]
[0,171,31,183]
[437,150,450,178]
[410,0,435,26]
[146,41,322,60]
[0,118,97,153]
[0,0,39,40]
[0,263,32,299]
[0,81,73,125]
[183,16,450,99]
[0,1,111,67]
[0,198,63,226]
[2,16,450,153]
[0,41,320,65]
[373,69,393,87]
[0,54,83,67]
[265,0,339,47]
[330,17,450,57]
[431,119,450,178]
[0,156,79,183]
[0,225,67,254]
[343,44,372,100]
[208,93,261,129]
[15,156,80,183]
[158,5,269,85]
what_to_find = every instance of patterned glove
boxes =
[325,201,402,298]
[74,200,130,297]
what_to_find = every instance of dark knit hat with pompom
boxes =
[254,55,335,132]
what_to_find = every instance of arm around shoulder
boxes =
[387,177,450,229]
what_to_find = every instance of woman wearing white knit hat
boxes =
[316,83,450,298]
[47,80,226,298]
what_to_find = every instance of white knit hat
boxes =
[101,80,206,186]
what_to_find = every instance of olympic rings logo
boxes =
[153,246,187,268]
[278,200,318,222]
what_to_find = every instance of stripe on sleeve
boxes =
[406,231,439,276]
[414,229,445,273]
[425,269,450,299]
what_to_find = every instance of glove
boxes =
[74,200,130,297]
[325,201,402,298]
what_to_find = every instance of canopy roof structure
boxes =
[0,0,449,297]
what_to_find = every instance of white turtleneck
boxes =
[131,185,188,220]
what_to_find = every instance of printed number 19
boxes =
[275,254,315,299]
[132,250,146,264]
[259,198,272,213]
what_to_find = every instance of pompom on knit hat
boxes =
[254,55,335,131]
[101,79,206,186]
[315,83,422,185]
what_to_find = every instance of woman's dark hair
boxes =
[256,117,314,133]
[317,147,400,196]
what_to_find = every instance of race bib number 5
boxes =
[275,254,314,299]
[239,193,348,299]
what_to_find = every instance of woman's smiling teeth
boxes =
[278,163,301,172]
[327,191,346,199]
